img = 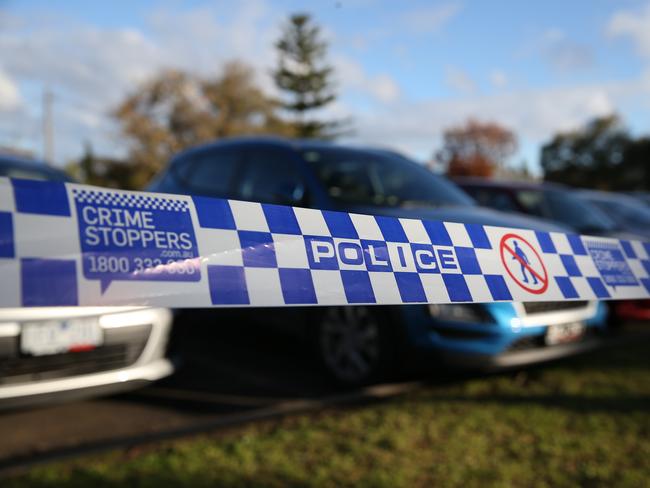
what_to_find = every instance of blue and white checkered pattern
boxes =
[1,176,650,308]
[72,188,189,212]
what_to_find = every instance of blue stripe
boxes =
[341,270,376,304]
[567,234,587,255]
[375,216,408,242]
[193,196,236,230]
[322,210,358,239]
[555,276,579,299]
[395,272,427,302]
[484,275,512,301]
[465,224,491,249]
[0,212,14,258]
[208,265,250,305]
[442,274,472,302]
[12,179,70,217]
[262,203,301,235]
[21,258,78,306]
[535,231,557,254]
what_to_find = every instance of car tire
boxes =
[313,306,398,387]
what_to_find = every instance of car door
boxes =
[230,144,315,334]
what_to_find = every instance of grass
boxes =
[6,341,650,488]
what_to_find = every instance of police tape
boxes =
[0,176,649,308]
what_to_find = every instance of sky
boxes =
[1,0,649,174]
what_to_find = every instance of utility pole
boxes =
[42,87,54,164]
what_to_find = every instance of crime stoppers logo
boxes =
[499,233,548,294]
[73,189,201,293]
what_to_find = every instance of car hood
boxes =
[341,204,569,233]
[602,229,650,242]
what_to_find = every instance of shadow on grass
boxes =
[8,471,313,488]
[415,391,650,414]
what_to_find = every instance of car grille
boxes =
[0,324,151,385]
[522,301,589,315]
[505,335,544,352]
[505,327,599,353]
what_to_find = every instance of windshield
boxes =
[302,148,475,209]
[587,196,650,227]
[544,191,618,232]
[514,189,617,233]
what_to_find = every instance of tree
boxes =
[66,143,139,189]
[540,115,640,190]
[623,137,650,190]
[202,61,290,138]
[273,13,345,138]
[436,119,517,177]
[113,62,286,189]
[113,69,209,189]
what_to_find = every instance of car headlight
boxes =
[428,304,493,323]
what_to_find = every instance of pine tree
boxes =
[273,14,345,138]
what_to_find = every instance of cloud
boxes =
[489,70,508,88]
[1,1,409,161]
[334,56,401,103]
[607,2,650,59]
[0,68,20,110]
[0,1,283,161]
[401,2,462,35]
[347,83,622,159]
[516,28,595,74]
[546,42,594,73]
[444,66,476,94]
[2,0,647,168]
[367,75,400,103]
[541,29,594,73]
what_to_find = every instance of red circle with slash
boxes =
[499,233,549,294]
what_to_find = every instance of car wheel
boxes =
[315,306,397,386]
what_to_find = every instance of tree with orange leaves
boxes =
[436,119,517,177]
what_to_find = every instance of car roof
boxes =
[0,154,71,180]
[172,136,407,161]
[579,189,644,204]
[452,176,567,191]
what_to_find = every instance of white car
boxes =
[0,307,174,409]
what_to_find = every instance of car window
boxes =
[1,167,50,180]
[544,190,617,233]
[589,197,650,227]
[514,190,547,217]
[235,148,305,205]
[178,148,240,195]
[471,188,519,213]
[303,148,474,208]
[0,163,71,181]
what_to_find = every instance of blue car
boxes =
[150,137,608,385]
[578,190,650,240]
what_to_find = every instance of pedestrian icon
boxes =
[512,240,538,285]
[499,233,548,294]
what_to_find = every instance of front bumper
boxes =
[0,307,174,409]
[439,335,605,370]
[402,301,608,368]
[0,358,173,409]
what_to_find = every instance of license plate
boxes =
[21,318,103,356]
[545,322,586,346]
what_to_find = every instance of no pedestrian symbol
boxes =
[499,233,549,294]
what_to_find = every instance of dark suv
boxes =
[453,178,621,237]
[150,137,607,385]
